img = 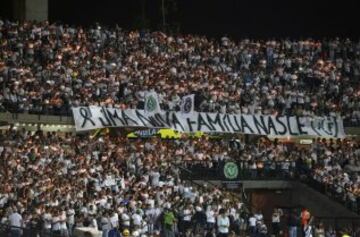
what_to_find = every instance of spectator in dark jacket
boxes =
[192,206,207,232]
[288,210,300,237]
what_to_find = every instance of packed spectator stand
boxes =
[0,130,359,236]
[0,20,360,125]
[0,130,248,237]
[0,19,360,237]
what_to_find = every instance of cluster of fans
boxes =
[0,130,248,237]
[0,20,360,126]
[0,129,359,236]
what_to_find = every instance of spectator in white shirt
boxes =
[89,213,98,229]
[206,206,216,230]
[67,207,75,236]
[248,214,257,236]
[59,210,69,237]
[110,212,119,228]
[216,208,230,237]
[51,210,61,235]
[8,210,23,237]
[254,211,264,223]
[150,170,161,187]
[182,204,193,232]
[272,209,282,236]
[100,211,111,237]
[121,211,131,229]
[43,209,52,235]
[132,209,143,228]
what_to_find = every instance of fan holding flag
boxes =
[144,91,161,114]
[180,94,195,114]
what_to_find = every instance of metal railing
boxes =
[180,160,299,181]
[0,112,73,125]
[0,102,72,117]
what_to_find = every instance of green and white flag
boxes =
[144,91,161,114]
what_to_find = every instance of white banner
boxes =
[72,106,345,138]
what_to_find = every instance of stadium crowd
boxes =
[0,20,360,125]
[0,128,359,237]
[0,129,250,237]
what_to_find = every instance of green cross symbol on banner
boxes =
[146,96,157,112]
[223,162,239,179]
